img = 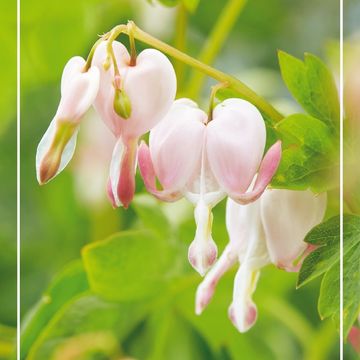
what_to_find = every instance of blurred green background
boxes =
[0,0,348,358]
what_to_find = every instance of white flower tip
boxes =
[228,302,258,333]
[195,281,215,315]
[188,239,217,276]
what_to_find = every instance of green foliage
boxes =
[298,215,360,337]
[272,113,338,192]
[278,51,340,129]
[82,230,177,301]
[20,261,89,359]
[148,0,200,12]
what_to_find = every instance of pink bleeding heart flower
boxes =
[92,41,177,208]
[138,98,282,275]
[36,56,100,184]
[195,189,327,333]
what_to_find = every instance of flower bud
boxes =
[113,88,132,119]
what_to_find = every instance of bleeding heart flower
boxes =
[36,56,100,184]
[92,41,177,208]
[195,189,327,333]
[138,98,282,275]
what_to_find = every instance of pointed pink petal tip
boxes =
[231,140,282,205]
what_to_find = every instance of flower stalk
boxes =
[90,21,283,122]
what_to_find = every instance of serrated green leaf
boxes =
[27,293,148,360]
[20,261,89,359]
[82,230,176,301]
[271,113,338,192]
[299,215,360,337]
[278,51,340,129]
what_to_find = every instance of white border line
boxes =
[340,0,344,357]
[17,0,20,356]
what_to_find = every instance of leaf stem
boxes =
[187,0,248,100]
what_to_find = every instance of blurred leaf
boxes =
[20,261,89,359]
[125,307,215,360]
[82,230,176,301]
[298,215,360,336]
[26,293,147,360]
[149,0,200,12]
[0,324,16,360]
[132,194,172,239]
[271,113,338,192]
[278,51,340,129]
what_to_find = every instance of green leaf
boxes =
[132,194,172,239]
[271,113,338,192]
[299,215,360,336]
[82,230,176,301]
[20,261,89,359]
[278,51,340,129]
[27,293,148,360]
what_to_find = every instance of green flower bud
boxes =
[113,88,132,119]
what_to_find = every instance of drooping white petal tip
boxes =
[195,282,216,315]
[228,302,258,333]
[188,238,217,276]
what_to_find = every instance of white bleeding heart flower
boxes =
[138,98,282,275]
[92,41,177,208]
[36,56,100,184]
[195,189,327,333]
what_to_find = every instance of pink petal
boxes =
[93,42,177,139]
[149,99,207,191]
[137,141,182,202]
[229,140,282,205]
[195,245,237,315]
[108,137,138,208]
[206,98,266,195]
[260,189,327,268]
[349,327,360,354]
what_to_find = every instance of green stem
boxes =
[174,3,188,86]
[96,21,283,122]
[207,82,229,122]
[187,0,247,100]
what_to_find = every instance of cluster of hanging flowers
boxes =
[36,27,326,333]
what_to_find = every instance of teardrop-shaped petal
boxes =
[206,99,266,195]
[260,189,327,270]
[108,137,138,208]
[188,201,218,276]
[228,266,259,333]
[149,99,207,192]
[93,41,177,139]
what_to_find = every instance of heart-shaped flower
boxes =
[138,98,282,275]
[92,41,177,208]
[195,189,327,332]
